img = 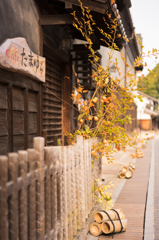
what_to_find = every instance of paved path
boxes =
[154,135,159,239]
[98,139,153,240]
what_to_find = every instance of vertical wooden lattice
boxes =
[43,48,63,146]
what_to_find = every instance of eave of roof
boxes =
[144,108,159,117]
[54,0,108,14]
[117,1,143,69]
[137,91,159,102]
[37,0,128,49]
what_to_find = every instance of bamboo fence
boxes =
[0,136,102,240]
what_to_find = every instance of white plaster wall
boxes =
[99,44,136,87]
[135,96,152,120]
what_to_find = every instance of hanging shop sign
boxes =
[0,37,45,82]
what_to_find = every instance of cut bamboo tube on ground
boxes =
[121,166,129,173]
[129,162,135,170]
[94,209,122,223]
[137,153,144,158]
[130,150,144,158]
[119,162,134,179]
[90,222,102,236]
[125,170,133,179]
[141,144,146,149]
[129,166,133,171]
[102,219,127,234]
[118,171,126,179]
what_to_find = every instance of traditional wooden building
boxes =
[0,0,140,154]
[136,91,159,131]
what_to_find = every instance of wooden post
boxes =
[84,139,89,219]
[0,156,8,240]
[91,138,96,207]
[87,139,91,216]
[76,136,85,228]
[102,219,127,234]
[70,145,77,236]
[61,146,68,240]
[88,139,92,213]
[44,147,51,240]
[34,137,45,240]
[8,153,18,240]
[27,149,36,240]
[18,151,28,240]
[50,146,59,240]
[67,146,73,240]
[74,143,81,229]
[58,145,64,240]
[90,222,102,236]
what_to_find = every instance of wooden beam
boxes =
[43,35,69,63]
[65,2,73,10]
[56,0,107,14]
[37,0,56,15]
[65,2,73,14]
[72,44,100,52]
[40,14,73,26]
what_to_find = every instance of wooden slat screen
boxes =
[0,82,8,155]
[43,47,63,146]
[0,68,40,155]
[71,51,101,133]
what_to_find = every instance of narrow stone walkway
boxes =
[99,139,153,240]
[154,136,159,239]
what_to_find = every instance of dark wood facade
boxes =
[0,0,139,154]
[0,68,41,154]
[43,44,63,146]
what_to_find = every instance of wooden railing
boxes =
[0,136,102,240]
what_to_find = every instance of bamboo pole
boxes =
[125,170,133,179]
[88,139,92,213]
[61,146,68,240]
[121,166,129,173]
[76,136,85,228]
[102,219,127,234]
[70,145,77,235]
[67,146,73,240]
[34,137,45,240]
[84,139,89,220]
[118,171,126,179]
[45,147,51,240]
[27,149,36,240]
[0,156,8,240]
[18,151,28,240]
[94,209,123,223]
[90,222,103,236]
[50,146,59,240]
[8,153,18,240]
[74,143,81,229]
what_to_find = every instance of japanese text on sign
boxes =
[0,38,45,82]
